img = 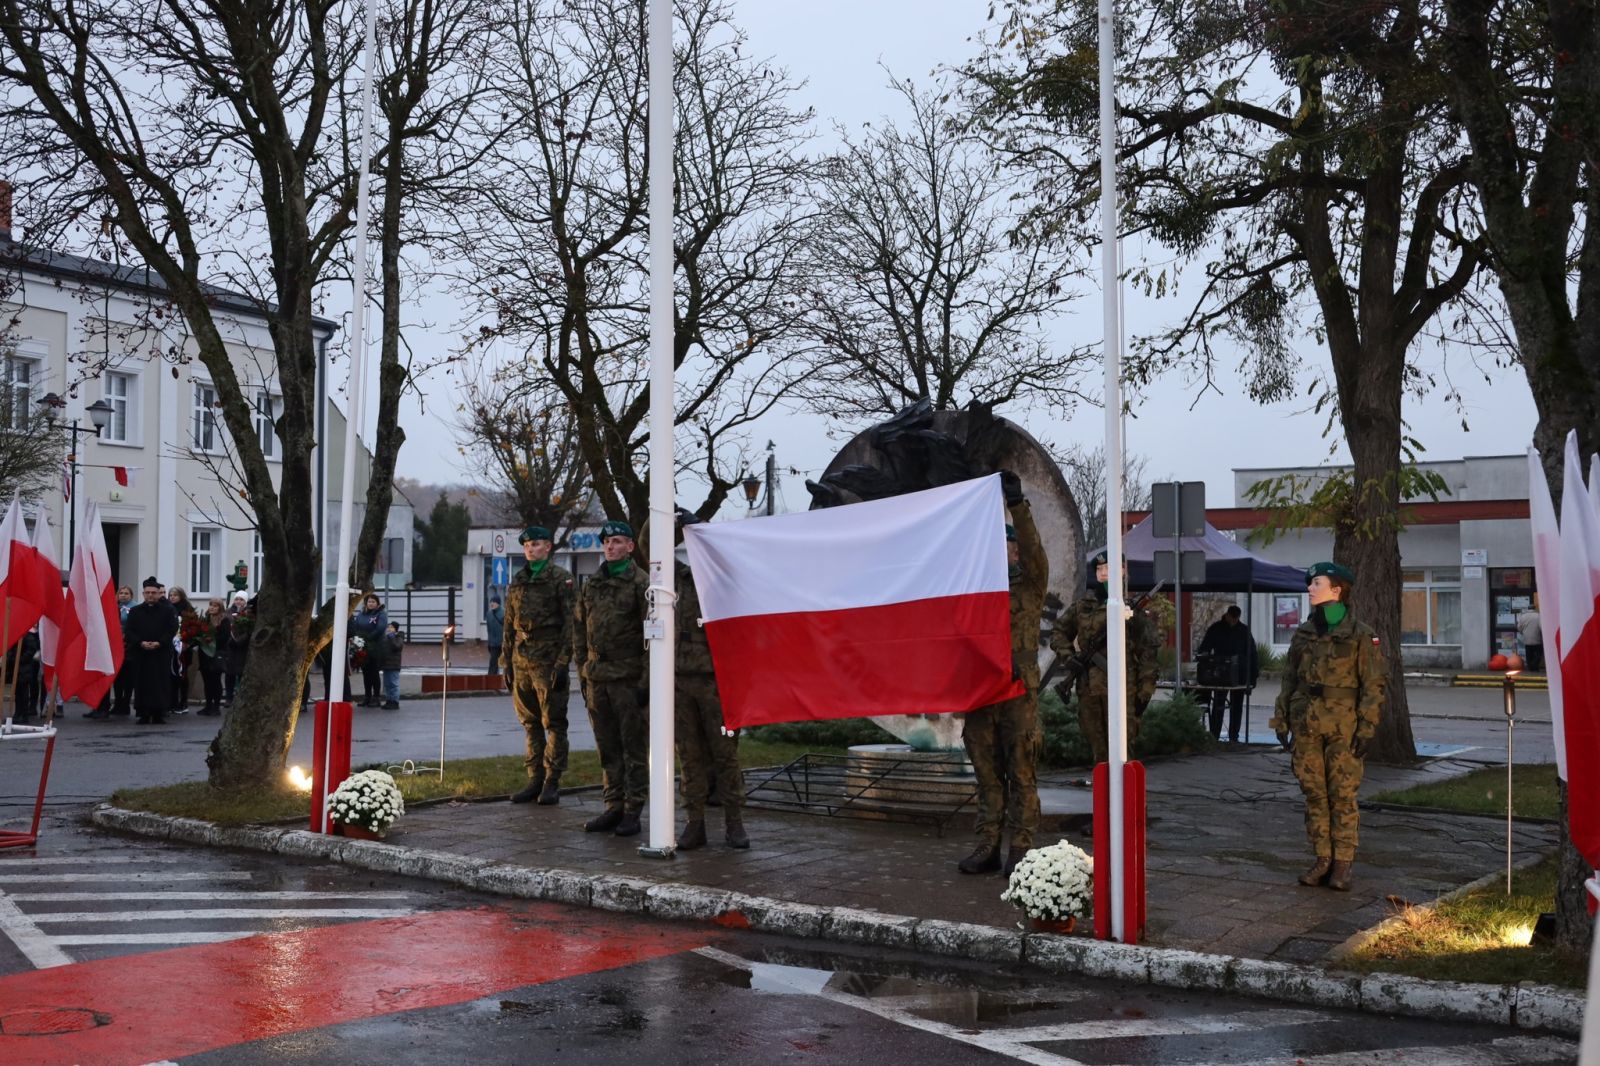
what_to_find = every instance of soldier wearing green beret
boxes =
[502,526,574,806]
[573,519,650,837]
[1270,561,1388,891]
[959,470,1047,878]
[1050,550,1161,763]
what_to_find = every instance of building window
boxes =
[376,536,405,575]
[250,533,264,594]
[189,528,216,595]
[103,371,134,442]
[1401,568,1462,645]
[254,388,279,459]
[1273,595,1304,644]
[191,381,219,452]
[2,355,35,431]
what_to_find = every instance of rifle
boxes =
[1044,579,1168,703]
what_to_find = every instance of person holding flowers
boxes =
[195,598,231,717]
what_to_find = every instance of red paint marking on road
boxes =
[712,909,750,929]
[0,904,705,1066]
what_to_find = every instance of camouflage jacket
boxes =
[1271,611,1387,739]
[675,561,715,677]
[501,560,574,675]
[1008,500,1049,691]
[573,561,648,684]
[1050,590,1162,700]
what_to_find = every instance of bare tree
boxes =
[1060,442,1154,550]
[0,367,69,500]
[800,78,1085,420]
[448,0,815,529]
[0,0,495,788]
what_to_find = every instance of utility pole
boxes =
[764,440,776,517]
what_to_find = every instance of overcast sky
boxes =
[389,0,1539,516]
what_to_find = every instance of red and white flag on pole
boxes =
[31,511,65,691]
[1556,431,1600,879]
[683,474,1022,729]
[0,498,45,650]
[1528,448,1566,775]
[111,466,140,488]
[56,502,122,708]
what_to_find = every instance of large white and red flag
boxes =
[31,511,66,691]
[56,503,122,708]
[1556,432,1600,876]
[1528,448,1567,775]
[683,474,1022,729]
[0,498,45,649]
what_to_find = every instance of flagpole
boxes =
[641,0,678,858]
[324,0,381,830]
[1098,0,1129,944]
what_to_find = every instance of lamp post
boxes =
[740,473,761,511]
[35,392,115,559]
[1502,668,1520,895]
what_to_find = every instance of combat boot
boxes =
[536,776,561,805]
[1003,846,1030,879]
[1327,860,1353,891]
[724,815,749,849]
[957,843,1002,875]
[1298,856,1332,886]
[510,777,544,804]
[614,809,642,837]
[583,807,624,833]
[677,819,707,851]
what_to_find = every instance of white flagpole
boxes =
[642,0,678,857]
[324,0,381,830]
[1581,876,1600,1064]
[1098,0,1129,943]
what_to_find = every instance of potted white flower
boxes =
[327,769,405,840]
[1000,840,1093,934]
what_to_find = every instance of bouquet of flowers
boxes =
[349,635,367,668]
[1000,841,1094,923]
[326,769,405,836]
[180,614,216,658]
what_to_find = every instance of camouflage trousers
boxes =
[962,692,1041,849]
[1291,730,1364,860]
[1077,674,1142,764]
[585,680,648,812]
[675,675,742,820]
[511,664,570,782]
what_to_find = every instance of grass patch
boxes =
[1371,763,1559,820]
[1342,856,1586,987]
[110,739,846,826]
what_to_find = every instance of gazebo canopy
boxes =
[1100,516,1307,592]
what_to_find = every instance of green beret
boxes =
[1306,561,1355,585]
[517,525,552,544]
[1089,549,1108,567]
[1005,524,1017,542]
[599,520,635,541]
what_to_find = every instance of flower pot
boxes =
[333,822,382,841]
[1028,915,1076,935]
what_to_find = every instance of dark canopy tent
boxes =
[1113,516,1308,593]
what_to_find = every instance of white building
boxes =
[457,525,608,641]
[0,234,411,597]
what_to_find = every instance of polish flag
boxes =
[31,511,65,691]
[112,466,140,488]
[1556,432,1600,875]
[56,502,122,708]
[0,498,44,650]
[1527,448,1566,775]
[683,475,1022,729]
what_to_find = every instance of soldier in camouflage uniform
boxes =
[959,471,1047,877]
[574,520,651,837]
[1050,551,1160,763]
[1270,561,1387,891]
[673,512,747,850]
[500,526,574,806]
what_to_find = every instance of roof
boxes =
[0,239,339,335]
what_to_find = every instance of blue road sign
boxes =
[491,556,510,588]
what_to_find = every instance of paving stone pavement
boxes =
[381,747,1557,962]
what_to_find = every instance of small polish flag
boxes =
[61,461,71,501]
[112,466,139,487]
[683,475,1022,729]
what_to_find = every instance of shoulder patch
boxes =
[1372,637,1380,645]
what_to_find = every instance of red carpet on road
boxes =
[0,905,707,1065]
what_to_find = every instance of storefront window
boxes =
[1273,595,1303,644]
[1402,568,1462,645]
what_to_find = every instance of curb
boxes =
[88,805,1585,1037]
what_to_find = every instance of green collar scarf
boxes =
[1323,602,1347,628]
[605,559,631,578]
[525,559,548,578]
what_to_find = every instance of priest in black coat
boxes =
[124,577,180,724]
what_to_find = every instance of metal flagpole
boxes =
[323,0,381,830]
[641,0,678,858]
[1098,0,1129,943]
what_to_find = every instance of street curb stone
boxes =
[88,805,1585,1037]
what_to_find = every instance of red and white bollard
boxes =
[309,700,353,833]
[1092,759,1147,943]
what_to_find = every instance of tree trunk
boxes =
[205,594,315,790]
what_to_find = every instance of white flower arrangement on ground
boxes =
[1000,840,1094,922]
[327,769,405,835]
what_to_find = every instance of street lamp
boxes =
[35,393,115,559]
[740,473,761,509]
[1502,668,1521,895]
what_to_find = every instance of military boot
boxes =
[614,809,642,837]
[511,776,544,804]
[536,776,561,805]
[677,819,707,850]
[1003,846,1030,879]
[957,843,1002,875]
[1298,856,1332,886]
[1327,860,1354,891]
[583,807,624,833]
[724,815,749,849]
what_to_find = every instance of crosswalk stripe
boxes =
[50,932,264,946]
[32,908,418,923]
[0,871,254,883]
[0,893,72,968]
[8,890,413,902]
[0,855,189,865]
[984,1008,1328,1042]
